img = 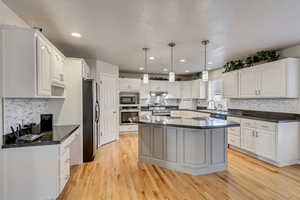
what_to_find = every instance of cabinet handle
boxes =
[256,131,258,137]
[252,130,255,136]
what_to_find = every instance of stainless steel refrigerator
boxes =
[82,79,100,162]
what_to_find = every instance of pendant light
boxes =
[201,40,209,82]
[168,42,176,82]
[142,48,149,84]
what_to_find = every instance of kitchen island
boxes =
[138,116,239,175]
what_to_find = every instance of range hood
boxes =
[149,91,168,97]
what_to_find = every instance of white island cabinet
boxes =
[0,26,65,98]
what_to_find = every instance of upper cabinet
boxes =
[191,79,207,99]
[166,82,181,99]
[180,81,192,99]
[1,27,66,98]
[82,60,91,79]
[119,78,141,91]
[51,48,65,87]
[36,36,52,96]
[223,71,239,98]
[223,58,300,99]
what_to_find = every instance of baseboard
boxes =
[139,156,227,176]
[229,145,300,167]
[119,132,138,135]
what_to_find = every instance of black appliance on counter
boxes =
[82,79,99,162]
[40,114,53,132]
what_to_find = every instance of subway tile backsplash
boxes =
[3,99,49,134]
[227,99,300,113]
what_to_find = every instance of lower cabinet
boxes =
[237,119,299,166]
[241,127,256,153]
[255,129,275,160]
[3,129,79,200]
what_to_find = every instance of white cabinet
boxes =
[140,83,150,99]
[150,80,168,92]
[191,79,207,99]
[239,58,300,98]
[36,36,52,96]
[235,118,300,167]
[241,127,256,152]
[255,129,275,160]
[3,129,79,200]
[82,60,91,79]
[222,71,239,98]
[180,81,192,99]
[239,68,258,98]
[119,78,141,91]
[1,26,65,98]
[51,48,65,87]
[166,82,181,99]
[227,117,241,147]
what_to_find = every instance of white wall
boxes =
[0,1,29,198]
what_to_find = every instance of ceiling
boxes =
[3,0,300,74]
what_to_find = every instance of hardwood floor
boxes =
[59,134,300,200]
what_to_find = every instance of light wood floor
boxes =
[59,134,300,200]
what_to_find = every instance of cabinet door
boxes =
[37,37,51,96]
[255,130,275,160]
[51,51,64,87]
[239,68,258,98]
[191,79,206,99]
[259,62,286,97]
[140,83,150,99]
[180,81,192,99]
[167,82,181,99]
[223,71,239,98]
[241,127,256,153]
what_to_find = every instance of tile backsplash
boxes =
[227,99,300,113]
[3,99,50,134]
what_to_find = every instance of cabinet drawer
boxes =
[228,134,241,147]
[241,119,256,128]
[120,125,138,132]
[227,116,241,123]
[256,121,276,132]
[60,129,79,155]
[228,127,241,137]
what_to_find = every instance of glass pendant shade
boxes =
[169,72,175,82]
[202,70,208,82]
[143,73,149,84]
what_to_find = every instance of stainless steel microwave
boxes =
[120,95,138,104]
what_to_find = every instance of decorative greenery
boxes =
[223,50,280,73]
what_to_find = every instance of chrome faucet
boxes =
[208,99,216,110]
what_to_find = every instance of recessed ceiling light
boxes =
[208,61,213,65]
[139,67,144,71]
[180,59,186,63]
[149,56,155,60]
[185,70,190,73]
[71,32,82,38]
[163,68,168,72]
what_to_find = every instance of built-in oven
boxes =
[120,93,139,105]
[120,106,139,124]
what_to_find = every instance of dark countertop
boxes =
[138,116,240,129]
[178,108,300,123]
[2,125,80,149]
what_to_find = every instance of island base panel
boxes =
[138,124,228,176]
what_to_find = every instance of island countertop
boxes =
[2,125,80,149]
[138,116,240,129]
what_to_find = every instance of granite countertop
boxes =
[2,125,80,149]
[138,116,240,129]
[179,108,300,123]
